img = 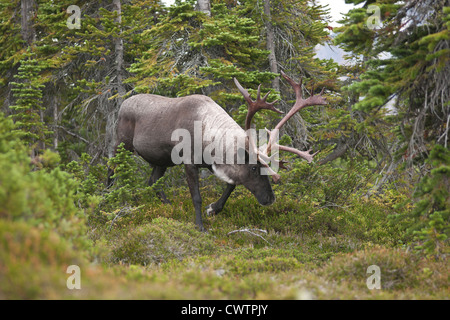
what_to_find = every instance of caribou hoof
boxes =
[206,204,216,217]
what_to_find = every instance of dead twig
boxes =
[227,228,271,246]
[108,206,134,232]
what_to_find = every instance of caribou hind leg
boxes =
[184,164,205,231]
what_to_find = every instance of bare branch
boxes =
[227,228,271,245]
[55,125,90,144]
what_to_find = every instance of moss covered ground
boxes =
[1,183,448,300]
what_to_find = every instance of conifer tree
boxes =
[335,0,449,254]
[127,0,335,141]
[1,0,78,153]
[231,0,336,149]
[411,145,449,257]
[52,0,164,159]
[335,0,449,166]
[127,0,275,102]
[1,0,336,163]
[0,0,24,85]
[9,49,51,154]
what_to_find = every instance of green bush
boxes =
[276,158,373,206]
[410,145,449,256]
[64,152,104,211]
[0,219,84,299]
[0,113,88,250]
[104,143,160,209]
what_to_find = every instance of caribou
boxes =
[108,72,327,231]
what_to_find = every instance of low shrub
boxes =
[319,246,448,292]
[0,114,89,251]
[108,217,217,266]
[0,220,84,299]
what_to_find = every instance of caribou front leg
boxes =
[206,183,236,216]
[185,164,206,231]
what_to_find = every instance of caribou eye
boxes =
[251,166,257,172]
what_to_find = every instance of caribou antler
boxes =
[234,72,327,181]
[274,71,327,131]
[233,78,283,130]
[265,71,327,162]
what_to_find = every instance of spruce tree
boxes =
[0,0,24,84]
[335,0,449,255]
[9,49,51,153]
[58,0,164,159]
[335,0,449,165]
[411,145,449,257]
[127,0,276,100]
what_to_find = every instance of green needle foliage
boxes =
[335,0,449,164]
[9,49,51,149]
[411,145,449,257]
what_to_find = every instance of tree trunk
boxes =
[113,0,125,104]
[21,0,36,46]
[52,93,58,150]
[196,0,211,16]
[108,0,126,158]
[263,0,279,91]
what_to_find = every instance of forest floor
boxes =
[2,181,448,300]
